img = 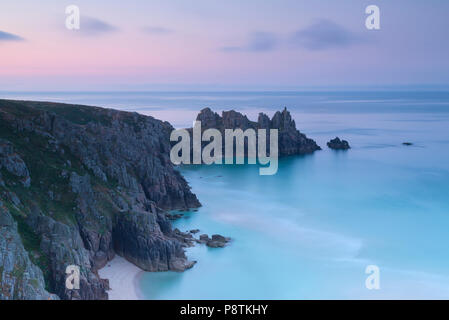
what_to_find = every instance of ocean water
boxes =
[3,90,449,299]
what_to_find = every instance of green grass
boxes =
[9,207,40,252]
[0,99,113,126]
[0,100,42,118]
[0,110,120,227]
[0,116,83,225]
[30,279,39,289]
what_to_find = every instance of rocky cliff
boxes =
[193,107,321,156]
[0,203,58,300]
[0,99,200,300]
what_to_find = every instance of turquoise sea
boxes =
[3,90,449,299]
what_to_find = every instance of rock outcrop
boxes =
[327,137,351,150]
[205,234,231,248]
[113,210,196,272]
[0,203,58,300]
[0,99,201,300]
[193,107,321,157]
[197,234,231,248]
[0,139,31,187]
[26,213,109,300]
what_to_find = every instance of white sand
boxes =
[98,255,144,300]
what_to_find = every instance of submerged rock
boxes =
[199,234,210,243]
[327,137,351,150]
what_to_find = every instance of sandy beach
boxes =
[99,255,144,300]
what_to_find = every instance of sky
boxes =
[0,0,449,91]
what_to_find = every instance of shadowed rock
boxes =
[191,107,321,157]
[0,139,31,187]
[327,137,351,150]
[206,234,231,248]
[196,233,231,248]
[0,205,59,300]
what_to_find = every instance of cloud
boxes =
[291,19,366,50]
[221,32,277,52]
[79,17,118,36]
[0,30,24,42]
[142,26,174,35]
[247,32,277,52]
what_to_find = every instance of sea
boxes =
[3,90,449,299]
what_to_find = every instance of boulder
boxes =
[199,234,210,243]
[205,234,231,248]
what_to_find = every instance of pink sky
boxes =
[1,0,448,90]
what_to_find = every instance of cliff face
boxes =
[0,204,58,300]
[0,99,200,300]
[195,107,321,156]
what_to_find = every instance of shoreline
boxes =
[98,255,144,300]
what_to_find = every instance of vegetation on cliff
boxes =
[0,99,200,300]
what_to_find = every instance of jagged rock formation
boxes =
[327,137,351,150]
[0,99,201,300]
[193,107,321,156]
[113,210,196,272]
[0,140,31,187]
[0,203,58,300]
[26,212,109,300]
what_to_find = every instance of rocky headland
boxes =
[0,100,317,300]
[0,99,201,300]
[190,107,321,157]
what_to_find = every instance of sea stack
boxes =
[193,107,321,156]
[327,137,351,150]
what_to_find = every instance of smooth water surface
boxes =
[3,90,449,299]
